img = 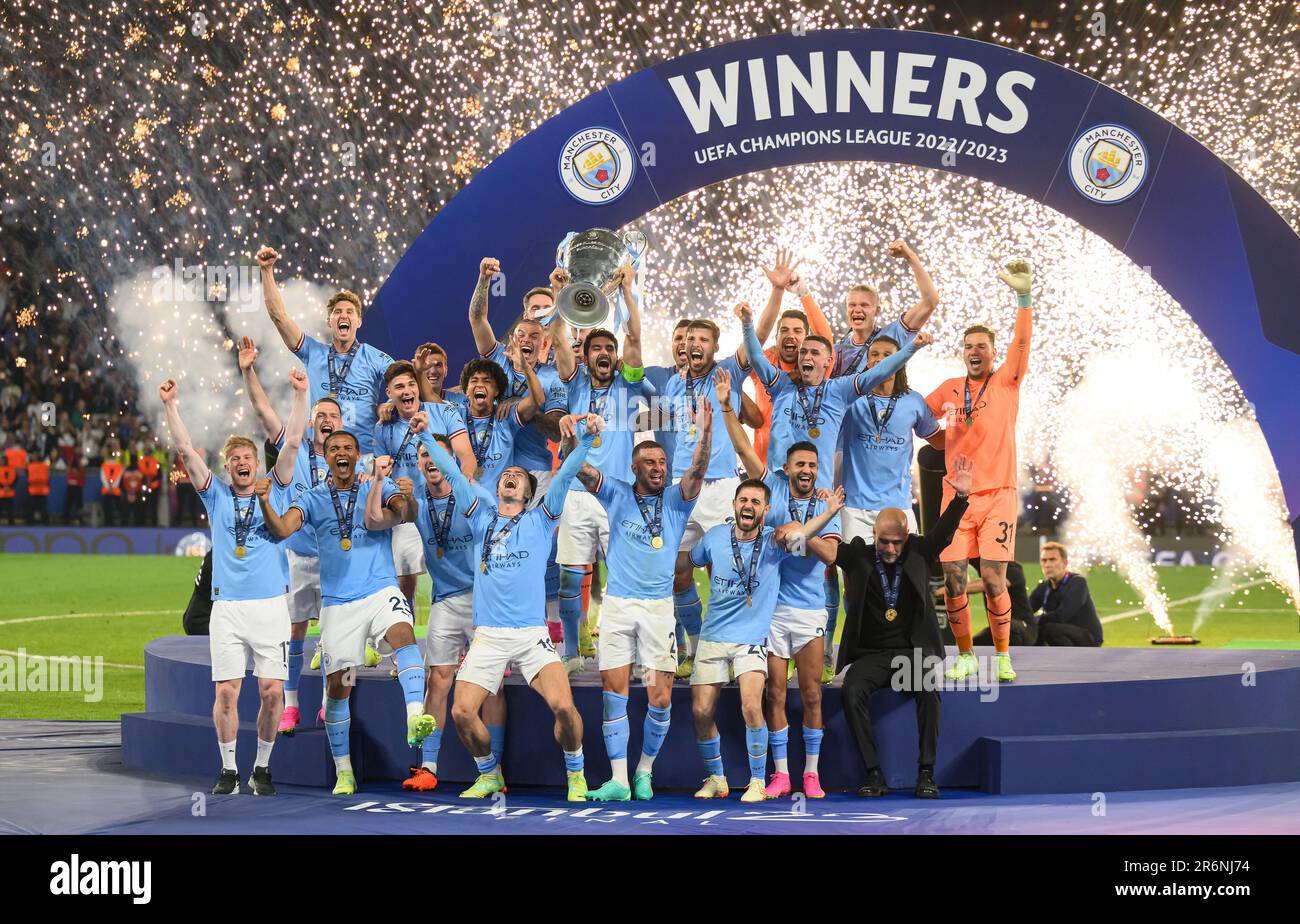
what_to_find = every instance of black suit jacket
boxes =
[834,495,970,673]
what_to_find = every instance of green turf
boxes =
[0,554,1296,720]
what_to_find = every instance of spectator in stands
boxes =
[1030,542,1103,646]
[0,453,15,523]
[65,456,85,523]
[100,451,124,525]
[122,462,145,526]
[26,453,51,523]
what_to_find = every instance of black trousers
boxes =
[841,649,940,772]
[1038,622,1098,647]
[973,618,1038,647]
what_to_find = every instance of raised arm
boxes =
[755,247,802,343]
[255,476,304,538]
[469,257,500,357]
[677,392,713,501]
[737,303,778,389]
[574,460,603,494]
[713,367,763,480]
[919,455,973,561]
[364,456,406,530]
[273,368,309,485]
[513,344,547,422]
[892,240,941,331]
[774,487,844,563]
[547,414,600,514]
[255,247,304,353]
[997,259,1033,385]
[851,331,931,395]
[617,263,643,370]
[415,429,477,510]
[738,390,764,428]
[238,337,283,439]
[158,379,211,489]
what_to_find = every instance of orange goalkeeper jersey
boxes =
[926,305,1032,494]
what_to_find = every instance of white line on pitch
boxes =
[0,648,144,670]
[1099,578,1272,623]
[0,609,172,627]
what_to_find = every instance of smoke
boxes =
[110,262,331,466]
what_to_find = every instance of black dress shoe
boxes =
[248,765,276,796]
[914,767,940,799]
[212,768,240,795]
[856,767,888,798]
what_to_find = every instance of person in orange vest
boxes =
[0,460,16,524]
[65,456,86,523]
[4,443,28,474]
[100,455,124,526]
[26,454,51,524]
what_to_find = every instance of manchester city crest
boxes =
[1068,124,1148,204]
[558,127,636,204]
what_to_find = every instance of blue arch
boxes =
[372,29,1300,529]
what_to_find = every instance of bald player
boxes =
[926,260,1033,684]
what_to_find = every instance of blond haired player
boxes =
[925,260,1033,683]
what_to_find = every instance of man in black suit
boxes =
[835,455,973,799]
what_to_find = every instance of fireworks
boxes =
[1,1,1297,622]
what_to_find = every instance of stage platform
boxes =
[121,637,1300,795]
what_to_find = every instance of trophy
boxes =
[553,228,644,330]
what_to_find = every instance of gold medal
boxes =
[340,538,352,551]
[885,607,898,622]
[480,560,488,573]
[592,436,603,448]
[688,425,697,438]
[474,467,485,480]
[327,392,338,399]
[808,427,820,439]
[436,547,444,560]
[746,595,752,608]
[234,545,246,559]
[651,535,664,549]
[875,433,882,444]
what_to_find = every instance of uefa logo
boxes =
[1068,123,1148,204]
[557,126,636,205]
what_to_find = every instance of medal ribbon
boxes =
[963,375,990,425]
[327,342,359,396]
[795,381,826,435]
[874,557,903,612]
[427,489,455,556]
[480,508,525,572]
[866,391,902,441]
[633,489,664,545]
[328,476,360,545]
[233,492,256,549]
[788,490,816,525]
[307,441,325,485]
[729,528,764,602]
[464,410,496,472]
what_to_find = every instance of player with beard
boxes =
[741,303,931,486]
[828,240,940,379]
[748,248,834,461]
[714,369,842,798]
[237,337,351,733]
[568,398,713,801]
[258,433,437,796]
[413,414,602,801]
[412,342,466,409]
[550,264,646,675]
[685,478,843,802]
[927,260,1034,685]
[256,246,392,454]
[374,360,477,614]
[401,436,509,792]
[160,374,305,796]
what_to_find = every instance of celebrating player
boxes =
[926,259,1034,684]
[373,360,476,612]
[412,342,465,407]
[550,263,647,674]
[829,240,940,379]
[685,478,843,803]
[237,337,341,733]
[567,395,713,801]
[401,435,509,792]
[413,414,602,802]
[714,368,842,798]
[740,302,931,486]
[258,434,437,796]
[160,374,305,796]
[256,246,392,454]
